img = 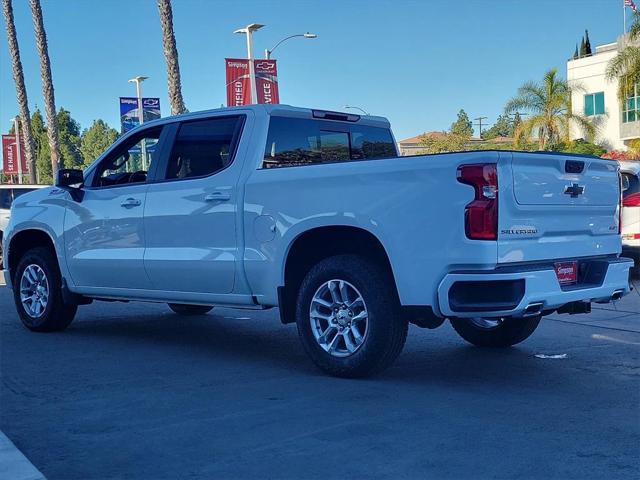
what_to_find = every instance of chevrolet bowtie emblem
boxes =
[564,183,585,198]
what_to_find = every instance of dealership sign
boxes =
[2,134,28,175]
[119,97,161,133]
[225,58,280,106]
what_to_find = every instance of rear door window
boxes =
[263,117,397,168]
[164,116,243,180]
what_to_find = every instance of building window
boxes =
[584,92,605,116]
[622,82,639,123]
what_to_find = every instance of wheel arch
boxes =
[278,225,399,324]
[7,228,57,284]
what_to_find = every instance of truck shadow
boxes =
[65,309,573,389]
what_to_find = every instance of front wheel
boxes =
[450,315,541,347]
[13,247,78,332]
[295,254,408,378]
[167,304,213,315]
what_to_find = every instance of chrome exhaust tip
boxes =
[611,289,624,301]
[523,302,544,317]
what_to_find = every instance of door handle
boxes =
[204,192,231,202]
[120,198,142,208]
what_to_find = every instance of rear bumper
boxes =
[437,257,634,318]
[622,245,640,264]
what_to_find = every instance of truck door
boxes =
[143,114,246,294]
[63,126,166,289]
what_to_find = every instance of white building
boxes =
[567,35,639,150]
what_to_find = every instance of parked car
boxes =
[1,105,633,377]
[0,184,46,262]
[620,161,640,266]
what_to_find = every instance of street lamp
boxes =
[128,75,149,169]
[344,105,370,116]
[11,116,22,184]
[265,32,317,59]
[234,23,265,104]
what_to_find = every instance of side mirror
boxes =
[56,169,84,201]
[56,168,84,188]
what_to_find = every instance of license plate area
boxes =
[554,261,578,285]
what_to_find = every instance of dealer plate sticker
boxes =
[554,261,578,285]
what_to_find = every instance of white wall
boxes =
[567,43,626,150]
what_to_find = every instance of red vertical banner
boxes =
[225,58,252,106]
[2,134,27,175]
[254,59,280,104]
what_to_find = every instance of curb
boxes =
[0,431,46,480]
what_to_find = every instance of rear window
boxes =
[263,117,397,168]
[622,172,640,198]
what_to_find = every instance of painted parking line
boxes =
[0,431,45,480]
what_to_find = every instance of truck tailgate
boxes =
[497,152,620,264]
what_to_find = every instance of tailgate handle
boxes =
[565,160,584,173]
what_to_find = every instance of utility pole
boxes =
[474,116,488,138]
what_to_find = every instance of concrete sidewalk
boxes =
[0,431,45,480]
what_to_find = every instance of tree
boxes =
[418,132,468,154]
[505,68,595,150]
[30,108,82,184]
[573,44,579,60]
[3,0,37,183]
[579,36,587,57]
[30,0,61,180]
[81,120,119,167]
[482,114,513,140]
[56,108,83,169]
[606,11,640,100]
[584,29,592,56]
[157,0,186,115]
[450,109,473,137]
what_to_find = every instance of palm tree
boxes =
[505,68,595,150]
[30,0,61,181]
[157,0,187,115]
[606,11,640,100]
[2,0,37,183]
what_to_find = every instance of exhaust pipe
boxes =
[611,289,624,301]
[523,302,544,317]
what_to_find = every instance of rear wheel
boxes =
[450,315,541,347]
[167,304,213,315]
[13,247,77,332]
[295,254,408,378]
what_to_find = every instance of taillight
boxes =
[623,193,640,207]
[457,163,498,240]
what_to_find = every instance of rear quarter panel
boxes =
[242,151,500,312]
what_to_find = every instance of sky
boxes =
[0,0,628,141]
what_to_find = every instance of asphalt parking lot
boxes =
[1,274,639,480]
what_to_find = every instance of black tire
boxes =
[450,315,541,348]
[167,304,213,315]
[295,254,408,378]
[13,247,77,332]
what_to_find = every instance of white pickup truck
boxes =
[2,105,634,377]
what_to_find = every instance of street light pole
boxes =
[128,76,149,170]
[234,23,264,104]
[265,32,317,59]
[13,116,23,184]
